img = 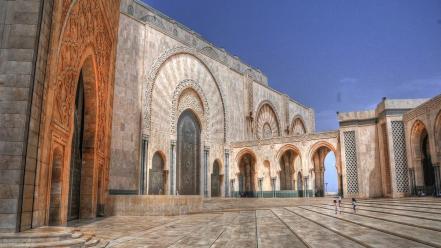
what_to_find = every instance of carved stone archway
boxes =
[255,101,281,139]
[410,120,435,189]
[170,80,210,142]
[434,110,441,160]
[290,115,307,135]
[308,141,340,196]
[144,47,227,141]
[30,0,119,228]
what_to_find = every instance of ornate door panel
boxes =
[68,75,84,221]
[177,110,200,195]
[149,153,165,194]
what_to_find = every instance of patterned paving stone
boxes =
[271,208,364,248]
[13,198,439,248]
[337,202,441,220]
[316,204,441,231]
[286,207,432,248]
[299,205,441,247]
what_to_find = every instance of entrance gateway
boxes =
[176,110,201,195]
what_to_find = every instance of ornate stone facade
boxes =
[2,0,440,235]
[0,0,120,232]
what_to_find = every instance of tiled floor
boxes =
[41,198,441,247]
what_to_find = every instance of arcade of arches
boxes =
[2,0,441,235]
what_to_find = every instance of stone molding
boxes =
[231,130,339,148]
[143,46,227,142]
[170,79,210,142]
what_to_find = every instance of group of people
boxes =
[333,196,357,214]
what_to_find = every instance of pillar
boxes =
[434,164,440,196]
[271,177,276,197]
[140,135,148,194]
[258,177,263,197]
[170,140,176,195]
[230,179,235,197]
[204,146,210,197]
[408,168,416,195]
[304,176,308,197]
[224,149,230,197]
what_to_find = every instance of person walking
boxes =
[352,198,357,213]
[338,195,342,208]
[333,199,338,214]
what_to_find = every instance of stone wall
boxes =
[338,98,430,199]
[0,0,44,233]
[0,0,122,231]
[109,3,315,195]
[105,195,203,216]
[338,110,382,198]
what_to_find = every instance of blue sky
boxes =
[141,0,441,191]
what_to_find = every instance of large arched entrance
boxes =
[238,153,256,197]
[421,130,435,188]
[47,56,100,225]
[411,120,435,194]
[211,160,222,197]
[310,142,341,197]
[279,150,299,190]
[149,152,166,195]
[67,72,85,221]
[176,109,201,195]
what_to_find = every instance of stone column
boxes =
[271,177,276,197]
[434,164,440,196]
[140,135,148,195]
[204,146,210,197]
[304,177,309,197]
[230,179,235,197]
[258,177,263,197]
[224,149,230,197]
[408,168,416,195]
[170,140,176,195]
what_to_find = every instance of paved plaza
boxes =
[3,197,438,248]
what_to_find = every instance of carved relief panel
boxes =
[176,110,201,195]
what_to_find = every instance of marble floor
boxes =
[61,197,441,248]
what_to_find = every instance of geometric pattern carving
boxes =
[263,123,272,139]
[343,131,359,193]
[291,117,306,135]
[170,79,209,141]
[144,47,227,142]
[391,121,409,193]
[256,102,280,139]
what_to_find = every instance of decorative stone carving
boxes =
[35,0,120,227]
[144,46,227,142]
[171,79,210,142]
[255,102,281,139]
[291,116,307,135]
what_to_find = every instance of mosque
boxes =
[0,0,440,234]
